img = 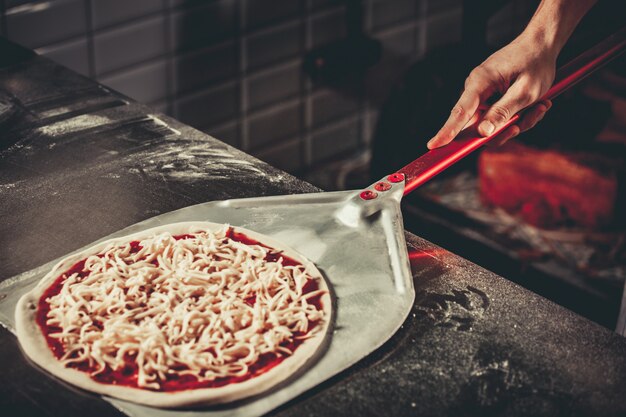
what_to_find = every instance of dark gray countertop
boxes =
[1,37,625,417]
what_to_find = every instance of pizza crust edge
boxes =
[15,221,332,408]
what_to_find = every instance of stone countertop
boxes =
[1,37,625,417]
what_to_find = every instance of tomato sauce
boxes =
[36,231,324,391]
[226,228,301,267]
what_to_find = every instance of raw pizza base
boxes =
[15,221,332,408]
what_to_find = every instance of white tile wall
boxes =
[2,0,538,176]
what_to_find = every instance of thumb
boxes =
[478,79,537,136]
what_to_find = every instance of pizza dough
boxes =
[15,222,332,408]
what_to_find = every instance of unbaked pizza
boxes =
[16,222,331,408]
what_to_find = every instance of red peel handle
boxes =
[397,27,626,196]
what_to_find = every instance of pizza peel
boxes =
[0,30,624,417]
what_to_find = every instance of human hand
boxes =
[427,33,557,149]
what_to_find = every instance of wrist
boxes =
[518,25,563,59]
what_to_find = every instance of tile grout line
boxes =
[239,0,249,151]
[303,0,313,169]
[358,0,373,151]
[418,0,428,57]
[0,0,6,38]
[85,0,97,79]
[163,0,174,116]
[86,8,167,36]
[296,0,307,171]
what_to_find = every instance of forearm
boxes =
[522,0,598,55]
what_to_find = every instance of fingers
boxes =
[517,99,551,132]
[487,124,521,147]
[427,67,497,149]
[477,78,542,136]
[427,89,481,149]
[487,99,551,147]
[427,68,549,149]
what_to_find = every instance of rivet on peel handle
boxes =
[374,182,391,191]
[360,190,378,200]
[387,173,404,183]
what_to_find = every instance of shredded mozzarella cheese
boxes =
[44,227,326,390]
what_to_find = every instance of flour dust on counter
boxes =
[130,139,268,182]
[414,285,490,331]
[36,114,113,137]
